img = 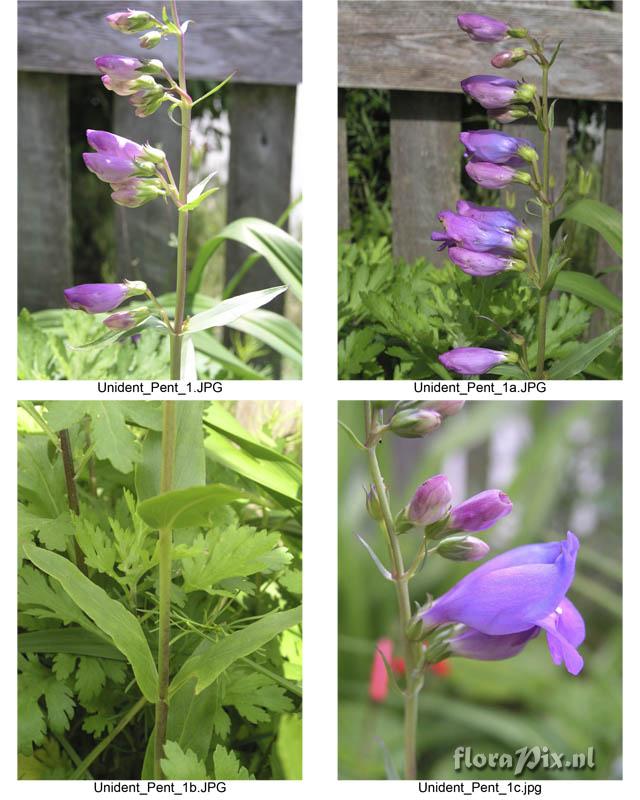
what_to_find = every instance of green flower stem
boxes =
[153,400,177,778]
[535,63,552,379]
[71,696,148,779]
[364,402,422,780]
[169,0,192,380]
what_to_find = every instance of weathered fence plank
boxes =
[226,83,296,309]
[112,98,181,292]
[18,1,302,85]
[390,91,461,263]
[338,89,351,231]
[338,1,621,102]
[18,73,72,310]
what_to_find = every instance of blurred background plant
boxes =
[338,401,621,779]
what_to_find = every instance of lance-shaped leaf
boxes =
[23,544,158,702]
[171,606,302,694]
[186,286,287,334]
[137,484,249,530]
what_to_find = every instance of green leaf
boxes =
[186,171,217,204]
[548,325,622,379]
[213,745,254,780]
[135,403,205,502]
[18,629,125,660]
[181,525,292,592]
[275,714,302,780]
[226,309,302,367]
[20,506,74,552]
[554,271,622,315]
[179,188,219,213]
[75,657,106,704]
[137,484,248,530]
[553,198,622,257]
[23,544,158,702]
[171,606,302,694]
[223,671,293,724]
[187,286,287,334]
[19,654,75,754]
[191,331,266,379]
[188,217,302,301]
[160,741,208,780]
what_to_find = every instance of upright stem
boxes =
[170,0,192,380]
[153,400,177,777]
[535,64,551,379]
[364,403,421,780]
[59,429,86,574]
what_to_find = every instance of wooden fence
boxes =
[338,0,622,283]
[18,0,301,310]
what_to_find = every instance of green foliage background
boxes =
[338,401,621,779]
[18,400,302,780]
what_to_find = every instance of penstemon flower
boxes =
[461,75,536,109]
[106,9,159,33]
[447,246,526,277]
[103,307,151,330]
[432,211,529,253]
[456,14,510,43]
[455,199,519,231]
[459,130,537,165]
[464,159,532,189]
[407,475,453,525]
[64,281,147,313]
[420,532,584,675]
[439,347,518,375]
[449,489,513,531]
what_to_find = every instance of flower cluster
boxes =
[64,280,150,331]
[95,55,167,117]
[434,14,544,377]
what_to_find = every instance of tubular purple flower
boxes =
[95,54,142,79]
[420,532,584,675]
[103,307,150,330]
[83,152,138,184]
[408,475,453,526]
[439,347,515,375]
[461,76,536,110]
[449,626,540,661]
[86,129,144,160]
[449,489,513,532]
[64,283,129,313]
[455,200,519,232]
[432,212,523,254]
[457,14,508,43]
[110,179,164,208]
[448,247,525,277]
[465,160,531,190]
[459,130,535,165]
[390,408,442,438]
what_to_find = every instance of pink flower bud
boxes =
[408,475,453,526]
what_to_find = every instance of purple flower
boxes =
[461,75,536,110]
[432,211,522,254]
[439,347,513,375]
[95,55,143,96]
[459,130,535,165]
[408,475,453,526]
[449,626,540,661]
[110,178,164,208]
[455,200,519,232]
[457,14,508,43]
[64,283,129,313]
[86,129,144,160]
[465,160,531,189]
[390,408,442,438]
[83,153,139,184]
[420,532,584,675]
[103,307,150,329]
[449,489,513,531]
[448,247,525,277]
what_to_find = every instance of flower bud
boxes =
[449,490,513,532]
[436,535,490,562]
[139,30,163,49]
[491,48,527,69]
[428,401,465,417]
[408,475,452,526]
[517,144,538,163]
[507,26,528,39]
[389,408,442,438]
[439,348,518,376]
[103,307,151,330]
[129,88,165,118]
[488,106,529,124]
[406,615,426,642]
[110,178,165,208]
[365,483,387,521]
[465,161,522,190]
[106,10,158,34]
[142,143,166,164]
[138,58,165,75]
[457,14,509,43]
